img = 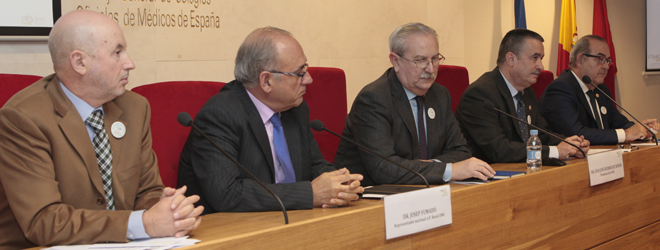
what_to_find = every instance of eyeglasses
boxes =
[583,53,613,66]
[268,63,309,79]
[398,53,445,68]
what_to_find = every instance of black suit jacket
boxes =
[333,68,471,186]
[456,67,563,163]
[540,70,633,145]
[178,80,336,214]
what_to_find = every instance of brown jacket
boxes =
[0,74,163,249]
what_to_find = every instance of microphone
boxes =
[177,112,289,224]
[482,102,587,159]
[582,75,658,145]
[310,120,430,188]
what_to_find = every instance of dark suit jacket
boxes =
[178,80,336,214]
[0,74,163,249]
[539,70,633,145]
[333,68,471,186]
[456,67,563,163]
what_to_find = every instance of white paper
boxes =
[383,185,452,240]
[587,149,625,186]
[46,237,200,250]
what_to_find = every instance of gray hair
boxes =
[496,29,544,66]
[389,23,438,56]
[234,27,292,88]
[569,35,607,68]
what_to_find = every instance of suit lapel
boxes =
[424,86,440,156]
[389,70,420,156]
[48,77,105,196]
[236,83,275,179]
[595,89,610,129]
[493,69,525,141]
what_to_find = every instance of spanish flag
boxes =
[557,0,577,76]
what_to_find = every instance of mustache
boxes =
[420,72,434,79]
[532,69,541,75]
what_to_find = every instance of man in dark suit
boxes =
[178,27,363,213]
[0,10,202,249]
[540,35,659,145]
[456,29,590,163]
[333,23,495,186]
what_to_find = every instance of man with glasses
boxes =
[333,23,495,186]
[177,27,363,213]
[456,29,589,163]
[540,35,659,144]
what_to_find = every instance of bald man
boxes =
[0,10,202,249]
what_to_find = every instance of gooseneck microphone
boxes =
[177,112,289,224]
[310,120,430,188]
[482,102,587,158]
[582,75,658,145]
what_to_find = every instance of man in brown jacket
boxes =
[0,10,203,249]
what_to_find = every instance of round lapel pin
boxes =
[527,115,532,124]
[528,105,532,111]
[595,93,600,98]
[428,107,436,119]
[111,121,126,139]
[600,106,607,115]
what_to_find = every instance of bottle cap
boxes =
[530,130,538,135]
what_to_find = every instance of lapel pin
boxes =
[595,93,600,98]
[111,121,126,139]
[428,107,436,119]
[600,106,607,115]
[528,105,532,111]
[527,115,532,124]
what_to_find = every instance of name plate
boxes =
[587,149,624,186]
[383,185,452,240]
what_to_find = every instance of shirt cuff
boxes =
[548,146,559,159]
[443,163,453,182]
[431,159,452,182]
[616,128,626,143]
[127,210,150,240]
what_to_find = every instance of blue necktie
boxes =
[270,113,296,183]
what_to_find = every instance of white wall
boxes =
[1,0,657,119]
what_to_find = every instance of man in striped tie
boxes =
[0,10,203,249]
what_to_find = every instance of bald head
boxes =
[48,10,121,71]
[48,10,135,108]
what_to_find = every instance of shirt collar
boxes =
[499,69,521,98]
[246,89,276,124]
[571,70,591,94]
[60,81,103,121]
[402,84,419,101]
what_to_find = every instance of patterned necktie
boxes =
[270,113,296,183]
[414,96,428,160]
[85,110,115,210]
[514,92,529,142]
[586,90,604,129]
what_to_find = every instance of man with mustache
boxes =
[456,29,589,163]
[0,10,202,249]
[177,27,363,213]
[334,23,495,186]
[540,35,659,145]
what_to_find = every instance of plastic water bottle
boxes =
[526,130,542,168]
